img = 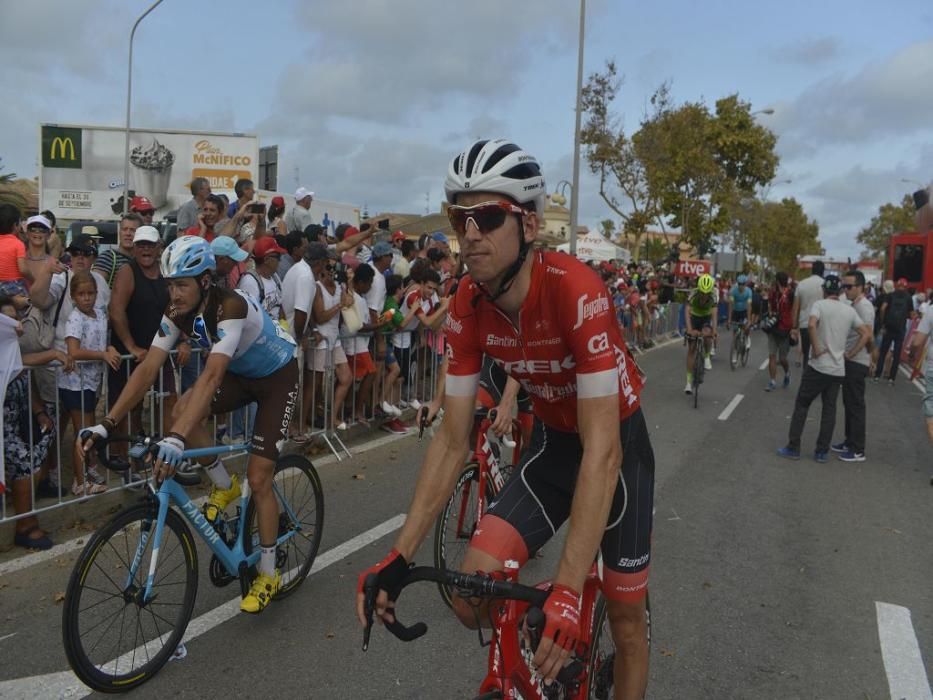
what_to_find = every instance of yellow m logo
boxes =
[50,137,76,161]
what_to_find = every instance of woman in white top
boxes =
[312,256,354,431]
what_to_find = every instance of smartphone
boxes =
[377,218,390,231]
[248,203,266,214]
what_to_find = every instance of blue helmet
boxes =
[160,236,216,279]
[737,274,748,285]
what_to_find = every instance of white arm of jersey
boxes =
[151,315,182,353]
[211,316,247,358]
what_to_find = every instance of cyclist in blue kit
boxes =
[81,236,299,613]
[728,274,754,350]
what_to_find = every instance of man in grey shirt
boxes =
[790,259,825,372]
[831,270,874,462]
[285,187,314,233]
[175,177,211,232]
[778,275,870,462]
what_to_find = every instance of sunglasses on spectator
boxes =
[325,264,336,272]
[446,200,526,236]
[68,250,95,258]
[27,226,50,233]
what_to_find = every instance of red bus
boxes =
[888,231,933,290]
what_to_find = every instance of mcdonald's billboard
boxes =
[42,126,83,169]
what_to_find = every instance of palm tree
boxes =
[0,157,28,211]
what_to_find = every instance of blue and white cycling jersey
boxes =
[730,285,752,312]
[152,290,296,379]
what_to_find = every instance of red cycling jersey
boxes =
[445,251,643,432]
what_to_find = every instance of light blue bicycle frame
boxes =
[124,442,303,602]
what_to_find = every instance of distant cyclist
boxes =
[684,273,718,393]
[728,274,753,350]
[81,236,299,614]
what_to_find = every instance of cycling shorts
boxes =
[690,314,714,331]
[210,357,299,461]
[471,408,655,603]
[731,309,748,324]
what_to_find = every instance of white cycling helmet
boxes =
[160,235,216,279]
[444,139,547,217]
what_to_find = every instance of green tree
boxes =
[598,218,616,240]
[640,237,670,264]
[749,197,821,274]
[0,158,27,211]
[580,62,663,260]
[855,195,915,258]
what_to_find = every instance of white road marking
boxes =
[876,601,932,700]
[0,633,15,644]
[759,358,769,370]
[898,363,927,393]
[0,431,412,579]
[0,514,406,699]
[717,394,745,421]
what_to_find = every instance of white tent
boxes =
[557,232,631,263]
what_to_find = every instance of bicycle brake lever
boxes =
[417,407,429,440]
[362,574,377,651]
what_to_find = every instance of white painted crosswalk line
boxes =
[876,601,932,700]
[759,358,769,370]
[717,394,744,421]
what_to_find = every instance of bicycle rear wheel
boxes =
[243,455,324,598]
[433,464,491,607]
[741,331,750,367]
[62,503,198,693]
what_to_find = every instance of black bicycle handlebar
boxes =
[78,431,135,473]
[362,566,550,650]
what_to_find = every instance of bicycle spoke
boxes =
[83,604,125,655]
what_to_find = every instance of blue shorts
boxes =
[59,388,97,413]
[384,343,397,367]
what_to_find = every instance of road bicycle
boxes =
[362,561,650,700]
[62,433,324,693]
[686,333,707,408]
[729,322,750,371]
[432,408,523,607]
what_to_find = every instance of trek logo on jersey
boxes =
[496,354,575,375]
[445,316,463,335]
[587,332,610,354]
[486,334,518,347]
[572,294,610,330]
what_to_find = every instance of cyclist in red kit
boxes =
[357,140,654,699]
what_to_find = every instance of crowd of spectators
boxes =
[3,188,931,549]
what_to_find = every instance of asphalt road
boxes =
[0,332,930,699]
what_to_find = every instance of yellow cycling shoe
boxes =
[240,570,281,614]
[203,473,241,523]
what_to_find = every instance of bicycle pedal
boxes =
[208,554,236,588]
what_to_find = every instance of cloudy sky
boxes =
[2,0,932,258]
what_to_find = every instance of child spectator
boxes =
[380,274,413,433]
[0,204,29,306]
[58,272,120,496]
[345,264,387,426]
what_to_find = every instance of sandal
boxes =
[72,479,108,497]
[14,525,53,551]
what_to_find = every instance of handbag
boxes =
[21,270,69,352]
[341,302,363,335]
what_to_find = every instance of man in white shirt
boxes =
[779,275,870,462]
[791,260,825,372]
[281,242,327,438]
[832,270,874,462]
[285,187,314,234]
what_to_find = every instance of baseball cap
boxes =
[822,274,842,294]
[372,241,393,258]
[81,225,101,238]
[271,195,285,208]
[25,215,52,231]
[130,195,155,213]
[66,234,97,255]
[133,226,161,244]
[431,231,448,244]
[305,242,332,262]
[210,236,248,262]
[392,230,406,242]
[253,236,287,259]
[896,277,908,288]
[295,187,314,201]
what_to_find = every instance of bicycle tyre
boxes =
[62,502,198,693]
[587,592,651,700]
[741,332,750,367]
[243,454,324,599]
[730,332,739,371]
[693,348,702,409]
[433,463,492,608]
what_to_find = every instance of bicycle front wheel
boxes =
[587,592,651,700]
[741,333,750,367]
[433,463,491,608]
[730,333,739,371]
[62,503,198,693]
[243,454,324,598]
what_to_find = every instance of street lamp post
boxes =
[569,0,585,257]
[123,0,166,215]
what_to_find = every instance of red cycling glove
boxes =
[541,584,582,651]
[357,548,409,596]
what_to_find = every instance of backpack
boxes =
[245,271,281,307]
[885,291,911,331]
